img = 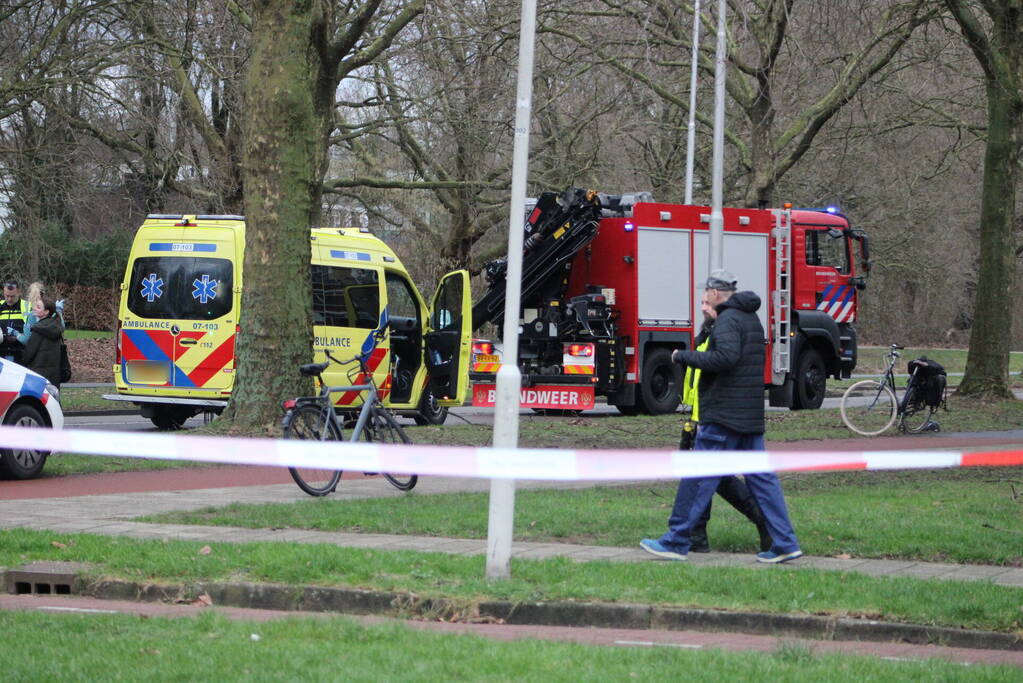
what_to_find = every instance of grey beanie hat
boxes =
[706,269,737,292]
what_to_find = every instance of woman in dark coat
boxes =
[21,297,63,387]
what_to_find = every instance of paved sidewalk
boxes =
[2,475,1021,588]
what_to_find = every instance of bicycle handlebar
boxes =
[323,349,362,366]
[297,349,372,379]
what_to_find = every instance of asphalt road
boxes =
[68,387,1023,432]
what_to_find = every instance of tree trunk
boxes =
[744,71,776,208]
[957,79,1021,399]
[950,0,1023,400]
[223,0,324,432]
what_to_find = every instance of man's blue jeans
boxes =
[659,422,800,554]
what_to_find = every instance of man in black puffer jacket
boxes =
[640,270,802,564]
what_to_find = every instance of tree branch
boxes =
[323,177,499,191]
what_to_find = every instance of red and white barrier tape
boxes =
[0,425,1020,481]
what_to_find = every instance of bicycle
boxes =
[281,349,417,496]
[839,344,940,436]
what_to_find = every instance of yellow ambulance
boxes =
[104,214,472,429]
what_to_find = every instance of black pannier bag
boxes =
[907,357,947,408]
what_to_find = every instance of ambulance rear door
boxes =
[424,270,471,407]
[120,228,238,395]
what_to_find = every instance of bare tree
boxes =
[944,0,1022,398]
[226,0,424,431]
[545,1,937,206]
[0,1,126,274]
[327,0,634,275]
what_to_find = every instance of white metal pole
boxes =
[708,0,727,272]
[486,0,537,580]
[684,0,701,205]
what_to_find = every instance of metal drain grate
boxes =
[5,561,90,596]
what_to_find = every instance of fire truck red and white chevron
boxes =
[818,284,856,323]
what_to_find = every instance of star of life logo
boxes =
[140,274,164,303]
[192,274,219,304]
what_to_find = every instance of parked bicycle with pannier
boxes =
[840,344,948,436]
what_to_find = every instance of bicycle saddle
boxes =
[298,361,330,377]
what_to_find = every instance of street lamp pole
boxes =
[486,0,538,580]
[708,0,727,272]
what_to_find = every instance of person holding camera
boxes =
[641,270,802,564]
[20,297,65,387]
[681,288,772,554]
[12,282,64,347]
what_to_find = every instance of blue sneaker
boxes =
[756,549,803,564]
[640,538,687,561]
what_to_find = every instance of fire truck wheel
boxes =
[614,403,643,416]
[793,348,826,410]
[413,388,448,425]
[640,348,682,415]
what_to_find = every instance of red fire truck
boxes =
[469,188,870,414]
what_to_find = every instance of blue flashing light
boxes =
[825,206,839,214]
[624,221,635,232]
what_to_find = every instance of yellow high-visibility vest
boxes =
[681,337,710,422]
[0,299,30,330]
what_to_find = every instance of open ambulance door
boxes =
[425,270,472,407]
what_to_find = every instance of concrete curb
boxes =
[78,577,1023,652]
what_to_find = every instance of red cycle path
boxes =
[3,433,1021,501]
[2,594,1021,668]
[0,466,372,500]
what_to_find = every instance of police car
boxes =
[0,357,64,479]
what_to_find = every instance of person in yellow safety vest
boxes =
[0,280,31,363]
[679,291,773,554]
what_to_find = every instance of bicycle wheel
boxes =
[840,380,898,436]
[899,385,935,434]
[363,407,417,491]
[283,404,343,496]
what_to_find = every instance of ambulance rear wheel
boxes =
[151,406,191,430]
[640,348,682,415]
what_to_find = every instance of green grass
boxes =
[763,395,1023,441]
[855,346,1023,375]
[3,611,1011,682]
[2,528,1022,634]
[64,329,113,340]
[405,395,1023,449]
[42,453,219,477]
[59,386,117,411]
[141,466,1023,566]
